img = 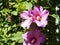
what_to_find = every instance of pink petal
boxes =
[41,20,48,27]
[23,42,28,45]
[34,6,39,12]
[32,28,40,37]
[34,20,43,27]
[41,10,49,20]
[39,34,46,43]
[39,6,43,12]
[28,28,40,40]
[34,20,47,27]
[33,6,40,16]
[34,41,40,45]
[21,19,32,29]
[22,32,28,40]
[20,11,29,19]
[23,42,26,45]
[28,43,31,45]
[28,10,33,17]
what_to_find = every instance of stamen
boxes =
[30,37,36,44]
[36,16,41,21]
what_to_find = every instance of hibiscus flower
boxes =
[20,6,49,29]
[22,28,46,45]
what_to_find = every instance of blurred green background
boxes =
[0,0,60,45]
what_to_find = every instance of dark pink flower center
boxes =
[30,37,37,44]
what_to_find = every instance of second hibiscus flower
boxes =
[20,6,49,29]
[22,28,45,45]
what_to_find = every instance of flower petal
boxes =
[41,10,49,20]
[32,28,40,37]
[33,6,40,16]
[22,32,28,40]
[41,20,48,27]
[21,19,32,29]
[34,20,43,27]
[39,6,43,12]
[38,34,46,43]
[20,11,29,19]
[34,20,47,27]
[22,28,45,45]
[23,40,29,45]
[23,42,27,45]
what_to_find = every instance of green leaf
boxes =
[11,42,15,45]
[0,36,3,41]
[34,0,38,3]
[9,2,16,5]
[0,42,3,45]
[0,22,3,26]
[0,3,2,6]
[50,14,57,19]
[15,0,22,3]
[8,26,11,31]
[2,8,11,13]
[12,24,16,27]
[11,11,17,16]
[10,32,23,43]
[1,9,11,16]
[7,42,15,45]
[23,2,32,9]
[4,24,8,27]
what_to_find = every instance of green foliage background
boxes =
[0,0,60,45]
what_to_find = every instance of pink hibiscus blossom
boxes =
[20,6,49,29]
[22,28,46,45]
